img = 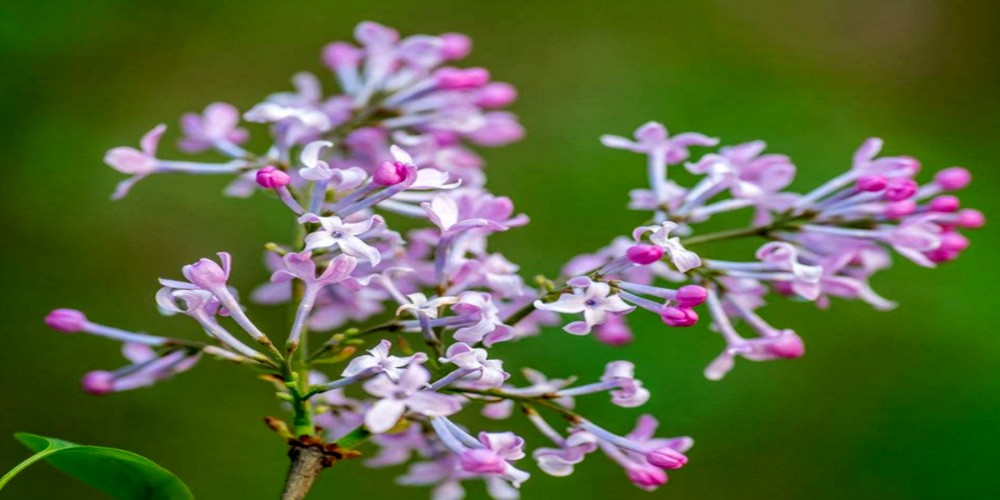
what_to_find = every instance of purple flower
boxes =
[81,343,200,396]
[437,342,509,388]
[632,222,702,272]
[534,278,634,335]
[104,124,165,199]
[178,102,248,154]
[601,121,718,165]
[342,339,427,382]
[555,360,649,408]
[449,292,514,346]
[533,431,600,477]
[270,252,358,290]
[593,314,634,346]
[601,361,650,408]
[300,213,384,265]
[362,365,463,433]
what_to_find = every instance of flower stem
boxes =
[446,387,581,423]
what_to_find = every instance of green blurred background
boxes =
[2,0,998,498]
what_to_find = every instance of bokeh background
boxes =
[1,0,998,498]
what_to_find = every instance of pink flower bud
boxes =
[766,332,805,359]
[45,309,88,333]
[883,178,918,201]
[661,307,698,327]
[645,447,688,470]
[440,33,472,60]
[434,67,490,90]
[934,167,971,191]
[856,175,888,192]
[373,161,409,186]
[475,82,518,108]
[674,285,707,308]
[928,195,960,213]
[81,371,115,396]
[322,42,361,69]
[956,209,985,228]
[626,244,664,265]
[459,449,506,474]
[925,248,960,263]
[627,466,668,490]
[594,315,633,346]
[256,166,291,189]
[884,200,917,219]
[939,232,970,252]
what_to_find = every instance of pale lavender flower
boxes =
[81,343,200,396]
[449,292,514,346]
[300,213,385,265]
[534,278,634,335]
[178,102,249,155]
[632,222,702,272]
[363,364,463,433]
[342,339,427,382]
[436,342,509,388]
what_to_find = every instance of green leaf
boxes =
[0,433,194,500]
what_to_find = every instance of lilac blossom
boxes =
[362,364,463,433]
[51,19,986,500]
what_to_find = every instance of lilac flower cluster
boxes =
[46,21,982,500]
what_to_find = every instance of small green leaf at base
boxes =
[0,433,193,500]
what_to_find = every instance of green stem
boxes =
[306,321,403,363]
[335,427,373,449]
[0,449,55,491]
[446,387,581,423]
[288,214,315,437]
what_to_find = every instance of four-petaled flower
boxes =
[362,364,463,433]
[300,213,384,265]
[535,278,635,335]
[342,339,428,382]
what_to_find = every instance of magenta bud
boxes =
[45,309,87,333]
[939,232,970,252]
[373,161,409,186]
[440,33,472,60]
[926,248,960,263]
[626,244,664,265]
[322,42,361,69]
[928,195,960,213]
[81,371,115,396]
[627,466,668,489]
[766,332,805,359]
[856,175,888,192]
[674,285,707,308]
[934,167,971,191]
[661,307,699,327]
[459,449,506,474]
[883,178,918,201]
[256,166,291,189]
[475,82,518,108]
[594,315,633,346]
[956,209,985,228]
[434,67,490,90]
[645,448,688,470]
[884,200,917,219]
